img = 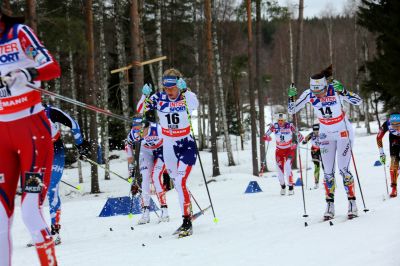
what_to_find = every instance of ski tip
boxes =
[213,217,219,223]
[76,185,82,191]
[128,213,133,219]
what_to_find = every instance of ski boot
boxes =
[288,185,294,196]
[51,224,61,245]
[347,198,358,219]
[178,215,193,238]
[280,184,286,196]
[323,199,335,221]
[138,206,150,225]
[314,183,319,189]
[159,205,170,223]
[390,184,397,198]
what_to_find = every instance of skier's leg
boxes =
[48,143,64,228]
[173,136,197,217]
[320,140,337,201]
[337,136,355,199]
[19,112,57,265]
[139,150,153,207]
[0,132,20,266]
[152,156,167,206]
[275,149,285,187]
[311,150,321,185]
[389,156,399,197]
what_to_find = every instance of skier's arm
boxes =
[339,90,362,106]
[18,25,61,81]
[48,106,83,145]
[290,123,304,143]
[377,121,389,150]
[288,89,311,114]
[184,91,199,112]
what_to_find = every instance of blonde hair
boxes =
[163,68,182,78]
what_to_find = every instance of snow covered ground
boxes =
[10,122,400,266]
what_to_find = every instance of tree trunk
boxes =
[212,0,235,166]
[85,0,100,193]
[115,0,131,132]
[67,3,83,183]
[246,0,259,176]
[256,0,265,170]
[204,0,220,177]
[130,0,143,107]
[98,0,110,180]
[155,0,163,90]
[25,0,37,32]
[193,0,203,150]
[294,0,304,86]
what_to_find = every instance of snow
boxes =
[10,122,400,266]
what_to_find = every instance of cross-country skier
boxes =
[288,65,362,220]
[0,6,60,266]
[302,124,321,189]
[263,113,303,196]
[43,104,90,245]
[127,110,169,224]
[138,68,199,237]
[376,112,400,197]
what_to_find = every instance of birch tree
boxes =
[212,0,235,166]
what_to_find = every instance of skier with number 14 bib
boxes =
[288,65,362,220]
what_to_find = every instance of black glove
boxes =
[302,140,307,145]
[76,140,91,159]
[131,184,140,196]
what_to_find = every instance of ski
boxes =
[172,205,211,236]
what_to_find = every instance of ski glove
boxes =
[131,184,140,196]
[302,140,307,145]
[332,80,347,94]
[177,78,187,92]
[142,84,152,96]
[76,140,91,160]
[3,68,37,89]
[288,85,297,97]
[379,153,386,164]
[263,135,272,142]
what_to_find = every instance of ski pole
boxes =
[182,91,218,223]
[290,83,309,227]
[189,191,203,212]
[61,180,81,190]
[335,87,369,212]
[305,141,309,189]
[81,155,131,183]
[26,84,131,123]
[383,161,389,196]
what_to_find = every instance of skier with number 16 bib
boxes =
[288,65,362,220]
[137,68,198,238]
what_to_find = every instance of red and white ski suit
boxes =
[0,24,60,266]
[265,122,303,186]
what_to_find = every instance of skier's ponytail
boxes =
[311,65,333,80]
